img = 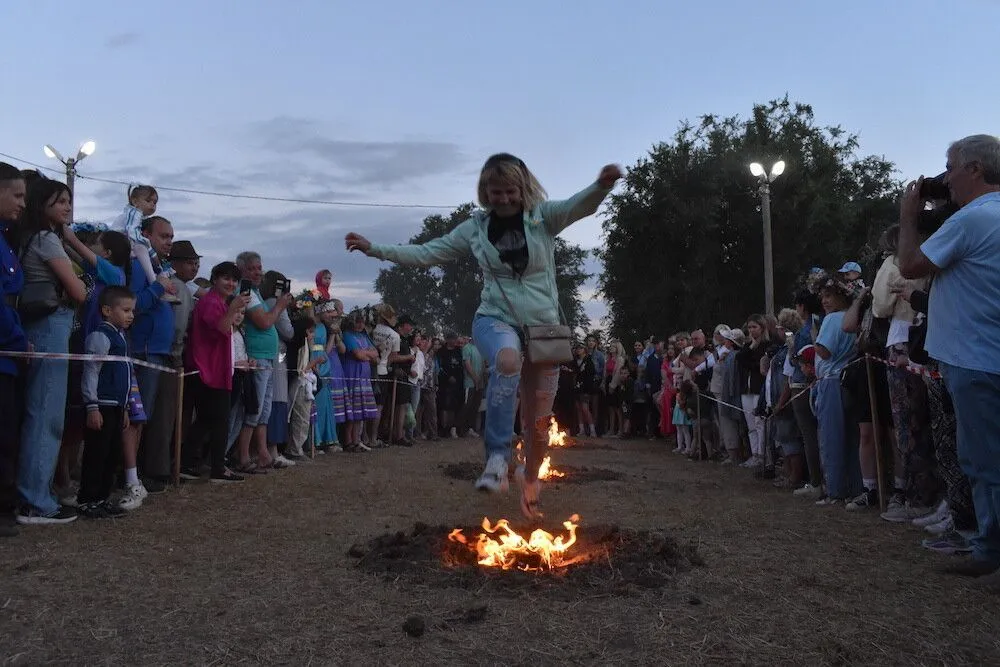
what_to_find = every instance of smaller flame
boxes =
[547,418,569,448]
[537,455,564,480]
[448,515,581,571]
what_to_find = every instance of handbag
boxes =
[486,262,573,366]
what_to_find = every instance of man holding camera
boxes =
[898,134,1000,579]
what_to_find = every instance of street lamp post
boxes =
[43,140,96,221]
[749,160,785,316]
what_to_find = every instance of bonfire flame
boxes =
[448,514,581,571]
[537,455,564,480]
[548,417,569,447]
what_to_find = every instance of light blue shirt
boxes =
[921,192,1000,374]
[815,311,856,379]
[369,182,612,328]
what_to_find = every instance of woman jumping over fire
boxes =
[345,154,622,519]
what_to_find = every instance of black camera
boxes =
[273,278,289,297]
[918,201,960,235]
[919,172,950,201]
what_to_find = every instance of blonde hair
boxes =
[777,308,803,332]
[477,153,548,212]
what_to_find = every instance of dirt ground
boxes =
[2,435,998,666]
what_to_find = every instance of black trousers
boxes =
[79,406,124,504]
[183,375,231,476]
[0,373,22,515]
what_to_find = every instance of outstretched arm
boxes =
[346,220,474,267]
[539,164,623,236]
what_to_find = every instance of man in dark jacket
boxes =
[0,164,28,536]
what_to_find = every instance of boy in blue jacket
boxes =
[79,286,136,519]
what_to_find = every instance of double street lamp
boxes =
[43,140,96,221]
[749,159,785,316]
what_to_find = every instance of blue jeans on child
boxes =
[472,316,559,481]
[813,378,861,500]
[17,307,73,516]
[940,362,1000,567]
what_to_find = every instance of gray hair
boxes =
[235,251,261,270]
[950,134,1000,185]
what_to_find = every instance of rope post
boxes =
[389,378,398,443]
[865,355,888,513]
[172,371,185,487]
[696,385,703,461]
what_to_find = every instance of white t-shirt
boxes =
[886,318,911,348]
[232,329,248,367]
[372,323,400,376]
[410,349,425,385]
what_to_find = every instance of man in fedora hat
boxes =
[141,240,202,485]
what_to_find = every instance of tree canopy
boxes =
[374,205,592,335]
[597,97,900,343]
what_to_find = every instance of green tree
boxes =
[374,206,592,334]
[597,97,900,342]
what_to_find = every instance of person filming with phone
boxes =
[232,251,293,473]
[897,133,1000,580]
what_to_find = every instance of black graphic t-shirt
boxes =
[437,346,464,389]
[488,211,529,276]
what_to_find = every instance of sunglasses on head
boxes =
[484,153,526,170]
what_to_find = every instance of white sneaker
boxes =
[925,513,954,535]
[793,483,823,498]
[912,499,949,528]
[449,428,458,439]
[881,498,932,523]
[276,454,296,467]
[474,454,509,493]
[118,484,145,511]
[514,465,542,519]
[355,442,372,452]
[135,482,149,501]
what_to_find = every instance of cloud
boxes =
[104,32,139,49]
[249,116,468,188]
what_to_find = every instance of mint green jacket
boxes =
[369,181,612,327]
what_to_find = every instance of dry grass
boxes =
[2,435,998,666]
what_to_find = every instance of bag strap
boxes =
[482,235,568,328]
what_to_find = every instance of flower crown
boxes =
[293,288,323,312]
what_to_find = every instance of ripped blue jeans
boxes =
[472,316,559,481]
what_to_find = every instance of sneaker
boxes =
[210,470,245,484]
[78,501,126,520]
[793,483,823,498]
[465,429,478,438]
[179,467,202,481]
[846,489,878,511]
[449,427,458,439]
[815,497,843,506]
[922,530,973,555]
[276,454,296,467]
[514,465,542,520]
[474,454,509,493]
[355,442,372,452]
[16,506,78,525]
[329,444,344,453]
[880,497,932,523]
[118,484,145,511]
[913,499,949,528]
[925,513,955,536]
[59,494,80,508]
